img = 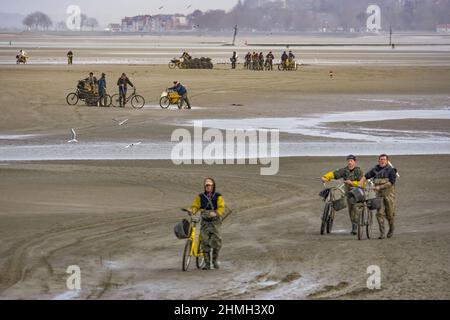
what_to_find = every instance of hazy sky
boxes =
[1,0,237,24]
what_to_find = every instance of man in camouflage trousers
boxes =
[321,155,364,235]
[360,154,398,239]
[188,178,225,270]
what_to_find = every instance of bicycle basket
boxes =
[347,187,365,204]
[367,197,383,210]
[174,219,190,239]
[332,198,347,211]
[319,188,330,200]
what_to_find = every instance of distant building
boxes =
[437,24,450,33]
[121,15,152,32]
[172,14,190,30]
[245,0,286,8]
[150,15,173,32]
[118,14,192,32]
[106,23,121,32]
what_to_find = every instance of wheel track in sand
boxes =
[0,168,311,299]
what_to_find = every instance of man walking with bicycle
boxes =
[321,155,364,235]
[359,154,398,239]
[117,73,134,108]
[168,81,192,109]
[187,178,225,270]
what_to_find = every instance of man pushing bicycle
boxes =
[321,155,364,235]
[187,178,225,270]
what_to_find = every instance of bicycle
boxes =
[16,55,28,64]
[168,58,186,69]
[66,89,112,107]
[179,208,205,271]
[349,181,380,240]
[319,180,347,235]
[159,89,187,109]
[277,59,298,71]
[111,87,145,109]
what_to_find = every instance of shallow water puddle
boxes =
[1,109,449,160]
[188,109,450,143]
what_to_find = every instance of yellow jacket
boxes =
[190,193,225,216]
[322,170,360,187]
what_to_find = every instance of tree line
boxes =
[23,12,99,31]
[189,0,450,31]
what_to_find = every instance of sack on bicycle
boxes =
[174,218,191,239]
[319,188,330,200]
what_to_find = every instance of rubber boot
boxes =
[378,220,385,239]
[202,251,211,270]
[212,249,220,269]
[387,222,394,238]
[350,223,357,235]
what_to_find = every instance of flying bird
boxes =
[125,142,142,149]
[113,118,129,126]
[67,128,78,143]
[158,6,164,10]
[187,5,192,9]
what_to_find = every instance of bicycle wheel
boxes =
[277,64,283,71]
[111,94,121,107]
[102,94,112,107]
[182,239,192,271]
[159,96,170,109]
[168,62,176,69]
[358,208,365,240]
[320,203,331,235]
[326,210,335,234]
[196,255,205,269]
[66,92,79,105]
[131,95,145,109]
[366,209,374,239]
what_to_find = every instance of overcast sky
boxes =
[1,0,237,25]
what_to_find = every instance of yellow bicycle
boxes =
[179,208,205,271]
[168,58,186,69]
[278,58,298,71]
[159,89,186,109]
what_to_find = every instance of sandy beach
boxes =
[0,33,449,299]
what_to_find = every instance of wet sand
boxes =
[0,34,449,299]
[0,156,449,299]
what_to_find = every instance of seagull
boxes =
[125,142,142,149]
[67,128,78,143]
[113,118,129,126]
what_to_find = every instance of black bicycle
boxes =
[319,181,347,235]
[66,89,112,107]
[348,182,380,240]
[111,88,145,109]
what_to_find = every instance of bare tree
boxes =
[56,21,68,31]
[80,14,88,30]
[85,17,99,31]
[23,11,53,30]
[79,14,99,31]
